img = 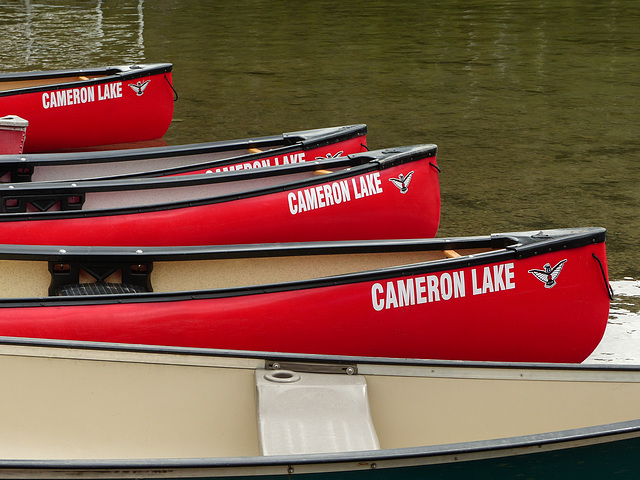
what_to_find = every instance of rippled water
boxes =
[0,0,638,361]
[0,0,144,68]
[586,280,640,364]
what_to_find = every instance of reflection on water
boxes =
[585,280,640,364]
[0,0,144,70]
[0,0,638,283]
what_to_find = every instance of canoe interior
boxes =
[0,344,639,460]
[28,145,284,182]
[5,166,337,213]
[0,75,107,92]
[0,247,492,298]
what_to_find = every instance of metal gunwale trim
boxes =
[0,331,634,372]
[504,227,607,259]
[0,135,289,166]
[0,227,604,261]
[286,124,368,151]
[0,235,493,260]
[0,63,173,97]
[0,124,368,168]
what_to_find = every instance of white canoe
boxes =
[0,337,638,479]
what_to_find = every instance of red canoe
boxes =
[0,64,174,153]
[0,124,368,182]
[0,228,611,363]
[0,144,440,245]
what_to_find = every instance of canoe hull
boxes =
[0,232,609,363]
[0,64,174,152]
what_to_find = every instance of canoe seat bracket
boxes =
[2,192,85,213]
[0,165,33,183]
[48,261,153,296]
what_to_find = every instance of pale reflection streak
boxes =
[95,0,104,48]
[1,0,145,71]
[137,0,144,55]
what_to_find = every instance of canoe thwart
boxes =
[256,369,380,456]
[443,249,462,258]
[48,261,153,296]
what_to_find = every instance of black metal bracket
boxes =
[48,261,153,296]
[266,360,357,375]
[2,192,85,213]
[0,165,34,183]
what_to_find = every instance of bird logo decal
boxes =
[315,151,343,160]
[389,171,414,194]
[528,259,567,288]
[128,80,150,96]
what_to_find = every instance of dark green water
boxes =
[1,0,638,280]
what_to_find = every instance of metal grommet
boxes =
[264,370,301,383]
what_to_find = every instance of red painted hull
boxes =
[0,145,440,245]
[0,64,174,153]
[0,228,610,363]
